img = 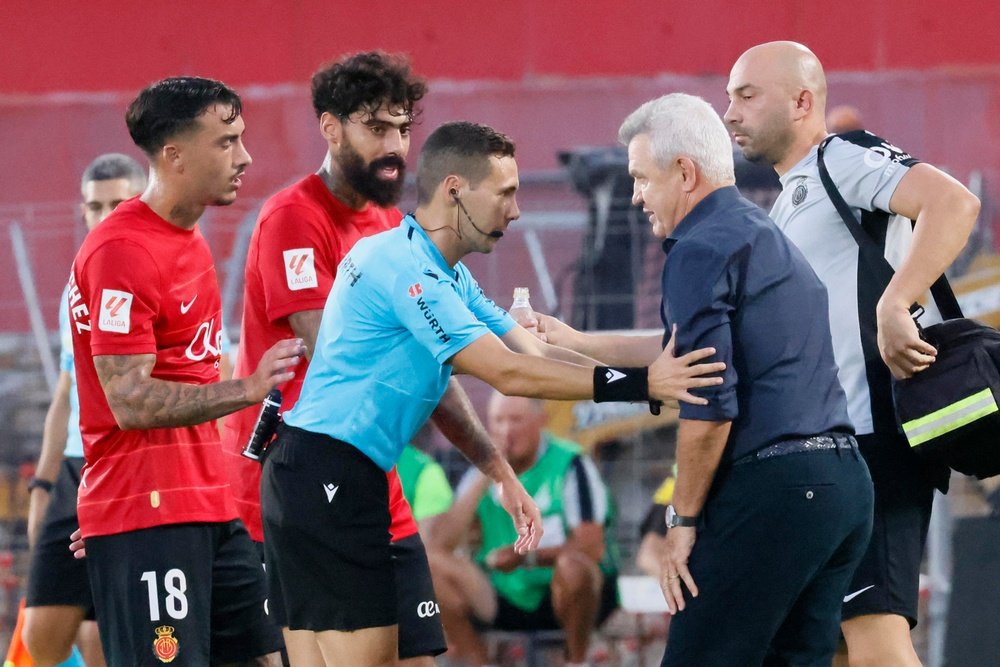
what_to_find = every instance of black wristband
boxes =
[28,477,54,493]
[593,366,650,403]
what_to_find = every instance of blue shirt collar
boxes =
[662,185,743,254]
[403,214,456,277]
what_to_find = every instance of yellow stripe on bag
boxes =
[902,388,998,447]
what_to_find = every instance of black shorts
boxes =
[842,433,936,627]
[492,572,619,631]
[393,533,447,658]
[86,520,283,666]
[261,425,395,632]
[251,533,445,658]
[25,457,94,617]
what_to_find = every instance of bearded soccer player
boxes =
[69,77,301,666]
[223,51,469,665]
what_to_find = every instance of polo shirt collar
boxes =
[662,185,742,253]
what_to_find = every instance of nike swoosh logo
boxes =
[605,369,626,383]
[843,584,875,603]
[180,296,198,314]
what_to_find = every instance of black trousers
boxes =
[661,446,873,666]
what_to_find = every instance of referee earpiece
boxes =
[450,188,460,200]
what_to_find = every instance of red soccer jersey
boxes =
[223,174,418,542]
[69,198,236,538]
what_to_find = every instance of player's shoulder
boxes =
[77,207,156,262]
[258,175,328,220]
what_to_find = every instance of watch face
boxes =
[665,505,676,527]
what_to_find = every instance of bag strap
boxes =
[816,134,963,322]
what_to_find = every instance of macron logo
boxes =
[605,369,626,383]
[323,483,339,503]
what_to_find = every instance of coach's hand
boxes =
[246,338,305,402]
[496,473,543,554]
[534,313,580,348]
[660,525,698,614]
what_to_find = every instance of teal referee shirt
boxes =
[285,215,515,470]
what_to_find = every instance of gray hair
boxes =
[80,153,147,192]
[618,93,734,184]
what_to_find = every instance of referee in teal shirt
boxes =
[260,121,726,664]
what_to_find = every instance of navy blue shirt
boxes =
[660,186,852,462]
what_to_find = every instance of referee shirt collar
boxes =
[403,213,457,279]
[662,185,742,254]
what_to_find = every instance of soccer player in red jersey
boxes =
[223,51,507,666]
[69,76,303,666]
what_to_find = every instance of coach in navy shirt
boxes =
[661,182,850,463]
[627,94,872,666]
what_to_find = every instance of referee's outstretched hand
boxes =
[649,326,726,406]
[496,474,543,554]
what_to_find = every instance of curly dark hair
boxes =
[311,51,427,121]
[126,76,242,156]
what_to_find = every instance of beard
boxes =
[338,138,406,207]
[734,113,795,166]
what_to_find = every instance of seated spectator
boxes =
[429,392,618,667]
[397,434,454,533]
[635,464,677,579]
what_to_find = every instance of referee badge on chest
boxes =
[152,624,179,662]
[792,178,808,206]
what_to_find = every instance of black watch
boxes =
[665,504,698,528]
[28,477,55,493]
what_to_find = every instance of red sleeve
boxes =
[83,239,160,356]
[257,204,341,323]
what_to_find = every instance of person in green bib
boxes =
[429,392,618,667]
[397,441,454,532]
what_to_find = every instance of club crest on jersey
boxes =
[98,289,133,333]
[283,248,318,291]
[152,625,179,663]
[408,283,423,298]
[792,179,808,206]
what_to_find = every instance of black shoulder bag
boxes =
[817,135,1000,479]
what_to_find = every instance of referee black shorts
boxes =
[25,456,94,617]
[393,533,447,658]
[842,432,936,627]
[261,424,395,632]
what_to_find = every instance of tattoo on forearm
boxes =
[432,381,502,476]
[95,354,251,430]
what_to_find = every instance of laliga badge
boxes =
[153,625,179,663]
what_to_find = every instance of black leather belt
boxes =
[733,433,857,466]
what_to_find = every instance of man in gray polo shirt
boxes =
[725,41,980,667]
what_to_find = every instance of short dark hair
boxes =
[416,122,516,204]
[311,51,427,121]
[80,153,147,192]
[126,76,242,156]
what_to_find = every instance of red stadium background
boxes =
[2,0,999,333]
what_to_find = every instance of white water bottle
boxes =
[509,287,536,330]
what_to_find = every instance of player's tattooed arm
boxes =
[94,340,303,430]
[431,378,505,477]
